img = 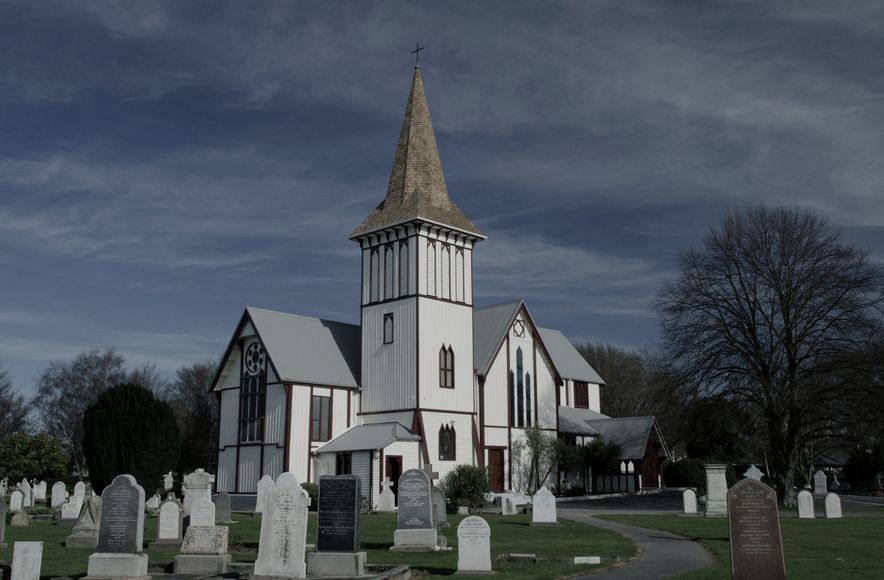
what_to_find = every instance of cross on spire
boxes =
[411,42,424,66]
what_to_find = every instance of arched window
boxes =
[525,372,532,427]
[399,240,409,296]
[440,245,451,299]
[384,244,394,300]
[427,240,437,296]
[369,248,380,302]
[439,345,454,388]
[515,347,525,427]
[383,313,394,344]
[455,248,465,302]
[439,424,456,461]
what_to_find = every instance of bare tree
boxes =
[0,363,29,437]
[161,360,219,473]
[655,206,883,504]
[577,343,656,417]
[33,349,127,476]
[129,362,168,393]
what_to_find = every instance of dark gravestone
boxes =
[397,469,432,530]
[0,496,7,549]
[96,474,144,554]
[316,476,361,552]
[727,478,786,580]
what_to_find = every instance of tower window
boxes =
[455,248,465,302]
[399,240,409,296]
[427,240,436,296]
[441,244,451,299]
[512,347,531,427]
[384,244,394,300]
[439,345,454,389]
[369,248,380,303]
[383,313,394,344]
[439,424,456,461]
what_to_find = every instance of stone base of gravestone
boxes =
[306,551,367,577]
[65,531,98,549]
[84,552,149,579]
[391,528,439,551]
[11,512,29,526]
[174,553,232,575]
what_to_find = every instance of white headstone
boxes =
[145,493,161,511]
[254,472,310,579]
[813,470,827,496]
[182,469,215,516]
[61,495,84,521]
[11,541,43,580]
[164,472,174,492]
[743,465,764,481]
[51,482,67,509]
[0,478,7,497]
[457,516,492,573]
[824,492,842,519]
[73,481,86,500]
[190,497,216,527]
[531,486,557,524]
[432,486,447,524]
[797,490,815,518]
[157,498,183,541]
[33,481,47,503]
[502,496,517,515]
[10,490,23,513]
[378,479,396,512]
[19,480,31,508]
[704,464,728,516]
[682,489,698,515]
[256,474,274,514]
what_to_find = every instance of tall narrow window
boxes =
[370,248,380,303]
[515,347,525,427]
[399,240,409,296]
[439,345,454,388]
[525,373,532,427]
[311,395,331,442]
[427,240,436,296]
[439,425,456,461]
[440,245,451,299]
[384,244,394,300]
[239,373,267,442]
[383,313,394,344]
[574,381,589,409]
[455,249,465,302]
[336,452,352,475]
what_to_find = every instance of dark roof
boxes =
[313,422,420,453]
[351,67,482,239]
[473,300,523,376]
[557,407,671,460]
[557,406,604,436]
[538,328,605,384]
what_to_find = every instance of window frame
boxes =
[239,371,267,443]
[574,381,589,409]
[439,345,455,389]
[439,424,456,461]
[311,394,332,442]
[383,313,394,344]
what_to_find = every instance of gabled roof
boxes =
[556,407,671,460]
[557,405,604,436]
[314,422,421,454]
[473,299,523,376]
[351,67,482,239]
[538,328,606,385]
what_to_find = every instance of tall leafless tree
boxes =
[161,360,219,473]
[655,206,883,504]
[0,363,29,438]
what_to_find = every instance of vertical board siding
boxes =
[399,240,409,296]
[219,389,240,447]
[216,449,236,492]
[454,250,464,302]
[426,240,436,296]
[360,411,414,426]
[589,383,602,413]
[483,352,508,427]
[264,383,286,444]
[262,447,283,480]
[351,451,372,507]
[536,352,558,429]
[464,249,473,304]
[418,299,474,412]
[483,426,508,447]
[384,246,394,300]
[333,389,348,435]
[361,299,417,413]
[237,446,261,493]
[421,411,474,483]
[288,386,311,484]
[440,245,450,299]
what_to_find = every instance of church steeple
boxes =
[351,66,483,239]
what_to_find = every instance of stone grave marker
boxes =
[163,472,174,492]
[190,497,215,527]
[501,496,517,515]
[32,481,46,503]
[10,541,42,580]
[87,474,149,579]
[683,489,698,515]
[797,490,815,518]
[253,472,310,580]
[255,474,274,514]
[392,469,437,550]
[214,492,233,524]
[182,468,214,516]
[10,490,23,513]
[813,470,827,496]
[433,486,448,525]
[51,482,66,509]
[0,478,7,497]
[704,464,728,516]
[378,478,396,512]
[743,465,763,481]
[727,478,785,580]
[824,492,842,519]
[65,496,101,548]
[145,493,160,511]
[174,497,231,575]
[11,512,28,526]
[73,481,86,500]
[307,475,366,577]
[60,495,84,525]
[19,480,31,508]
[457,516,492,574]
[150,497,183,549]
[0,496,7,549]
[531,485,557,525]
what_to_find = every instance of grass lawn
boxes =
[600,514,884,579]
[1,512,635,579]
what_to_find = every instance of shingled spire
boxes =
[351,66,483,239]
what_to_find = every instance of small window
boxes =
[239,372,267,442]
[439,345,454,388]
[455,248,464,302]
[399,241,409,296]
[311,395,331,442]
[384,244,394,300]
[574,381,589,409]
[427,240,437,296]
[336,452,352,475]
[440,245,451,299]
[383,313,394,344]
[369,248,380,303]
[439,424,456,461]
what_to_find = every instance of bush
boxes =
[0,432,67,483]
[442,465,489,513]
[301,482,319,511]
[83,383,181,493]
[844,444,884,489]
[664,459,737,490]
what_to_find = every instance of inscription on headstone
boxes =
[457,516,492,573]
[11,541,43,580]
[10,490,23,513]
[190,497,215,527]
[317,475,360,552]
[181,525,229,555]
[704,464,728,516]
[727,478,786,580]
[96,475,144,554]
[397,469,432,530]
[531,485,557,525]
[253,473,310,579]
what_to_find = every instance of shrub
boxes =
[301,482,319,511]
[443,465,489,513]
[83,382,181,493]
[664,459,708,490]
[0,432,67,483]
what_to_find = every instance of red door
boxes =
[488,449,505,492]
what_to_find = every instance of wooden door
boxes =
[488,448,505,492]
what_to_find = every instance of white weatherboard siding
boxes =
[333,389,349,430]
[264,384,286,444]
[262,448,284,480]
[590,383,601,413]
[219,389,239,447]
[237,446,260,493]
[383,440,421,473]
[418,299,474,411]
[484,426,508,447]
[288,386,311,484]
[361,410,414,427]
[351,451,372,507]
[217,449,236,492]
[536,349,558,429]
[361,298,417,413]
[421,411,474,482]
[483,351,508,427]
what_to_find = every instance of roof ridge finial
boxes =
[411,42,424,67]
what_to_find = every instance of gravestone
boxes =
[33,481,47,503]
[87,474,149,579]
[19,480,31,508]
[182,469,214,516]
[214,492,233,524]
[704,464,728,516]
[457,516,492,574]
[392,469,437,550]
[501,496,517,515]
[150,497,183,549]
[60,495,84,525]
[824,492,842,519]
[10,490,23,513]
[813,470,827,496]
[433,486,448,525]
[531,485,558,525]
[797,490,815,519]
[11,541,42,580]
[11,512,28,526]
[0,478,7,497]
[743,465,763,481]
[727,478,785,580]
[0,496,7,549]
[174,498,231,575]
[253,472,310,580]
[145,493,160,511]
[66,496,102,548]
[255,474,274,514]
[378,478,396,512]
[307,475,366,577]
[163,472,174,492]
[682,489,698,515]
[51,481,67,509]
[74,481,86,500]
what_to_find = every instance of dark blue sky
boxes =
[2,1,883,396]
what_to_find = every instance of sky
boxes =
[1,1,883,397]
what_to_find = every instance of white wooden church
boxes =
[211,67,669,504]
